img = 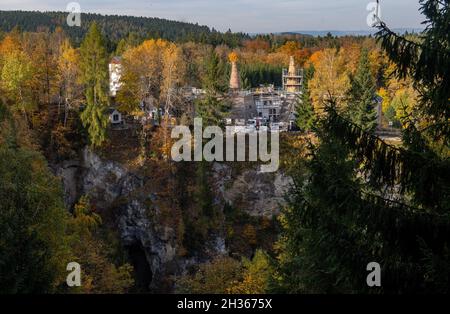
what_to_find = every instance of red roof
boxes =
[110,56,122,64]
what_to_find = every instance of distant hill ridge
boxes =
[0,10,248,47]
[279,28,424,37]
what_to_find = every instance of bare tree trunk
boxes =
[19,89,30,128]
[64,101,69,127]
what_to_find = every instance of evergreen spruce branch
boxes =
[306,137,448,219]
[376,18,450,86]
[375,21,423,54]
[320,106,450,208]
[375,22,421,79]
[357,190,450,254]
[375,14,450,134]
[302,148,450,251]
[375,18,450,60]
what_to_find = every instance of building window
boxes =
[113,114,119,122]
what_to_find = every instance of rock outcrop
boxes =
[212,163,293,217]
[81,148,179,291]
[55,148,178,291]
[56,148,292,291]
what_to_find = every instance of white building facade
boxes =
[109,56,122,97]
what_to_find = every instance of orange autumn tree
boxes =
[276,41,310,66]
[308,50,323,67]
[243,39,270,53]
[228,51,239,63]
[0,34,21,58]
[341,43,361,75]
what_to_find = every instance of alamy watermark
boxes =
[171,118,280,173]
[366,1,382,27]
[66,2,81,27]
[366,262,381,287]
[66,262,81,287]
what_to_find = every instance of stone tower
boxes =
[286,56,298,93]
[229,61,240,90]
[229,52,240,90]
[288,56,296,76]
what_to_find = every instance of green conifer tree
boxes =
[195,50,229,127]
[348,48,378,133]
[79,22,109,147]
[0,103,70,293]
[295,64,315,132]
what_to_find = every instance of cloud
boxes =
[0,0,424,33]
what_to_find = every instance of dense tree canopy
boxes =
[1,1,446,295]
[0,11,249,50]
[275,0,450,294]
[0,102,70,293]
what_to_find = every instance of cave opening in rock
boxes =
[127,243,153,292]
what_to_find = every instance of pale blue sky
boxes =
[0,0,424,33]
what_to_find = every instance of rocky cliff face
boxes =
[56,148,292,291]
[57,148,178,291]
[212,163,293,217]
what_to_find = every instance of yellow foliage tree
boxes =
[309,48,350,110]
[1,51,35,122]
[228,250,273,294]
[176,256,243,294]
[57,39,82,125]
[277,41,301,56]
[177,251,273,294]
[67,196,134,294]
[118,39,176,112]
[161,42,186,113]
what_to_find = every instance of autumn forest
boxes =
[0,0,449,296]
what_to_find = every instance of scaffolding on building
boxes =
[282,68,303,93]
[282,56,303,93]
